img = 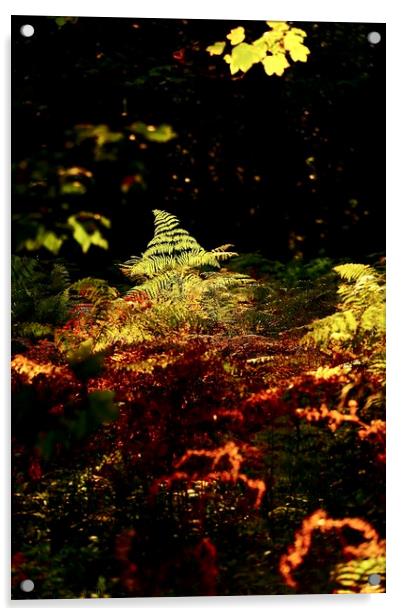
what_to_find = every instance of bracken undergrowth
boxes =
[11,236,385,597]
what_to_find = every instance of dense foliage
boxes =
[12,214,385,598]
[11,16,384,599]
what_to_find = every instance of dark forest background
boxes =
[12,17,385,275]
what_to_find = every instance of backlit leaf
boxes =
[289,43,310,62]
[75,124,123,148]
[262,53,290,76]
[284,31,305,51]
[251,38,268,60]
[73,124,124,160]
[206,41,226,56]
[42,231,65,254]
[266,21,289,32]
[206,20,310,78]
[261,30,282,48]
[227,27,245,45]
[228,42,261,74]
[68,213,110,253]
[130,121,177,143]
[23,226,65,255]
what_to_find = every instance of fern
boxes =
[17,323,54,339]
[121,210,243,299]
[52,211,253,354]
[88,300,154,352]
[50,262,71,292]
[303,263,385,364]
[55,280,146,354]
[333,263,375,282]
[75,209,257,343]
[12,256,71,340]
[331,556,385,593]
[66,277,119,307]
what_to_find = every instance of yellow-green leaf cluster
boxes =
[73,121,177,159]
[206,21,310,77]
[130,122,177,143]
[68,212,111,253]
[22,226,65,255]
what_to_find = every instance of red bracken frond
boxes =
[174,441,243,478]
[152,441,266,509]
[295,401,363,432]
[357,419,386,460]
[279,509,385,589]
[238,474,266,509]
[295,400,385,462]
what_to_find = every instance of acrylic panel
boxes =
[11,16,385,599]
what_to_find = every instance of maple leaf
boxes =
[227,42,261,74]
[206,21,310,78]
[289,43,310,62]
[251,37,269,60]
[284,31,305,51]
[266,21,289,32]
[206,41,226,56]
[227,26,245,45]
[262,53,290,76]
[261,30,282,48]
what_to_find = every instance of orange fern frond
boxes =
[279,509,385,589]
[152,441,266,508]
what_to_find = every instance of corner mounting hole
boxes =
[20,24,35,38]
[367,31,381,45]
[368,573,381,586]
[20,579,35,592]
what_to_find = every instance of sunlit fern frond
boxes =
[211,244,235,253]
[90,309,153,352]
[67,278,119,306]
[335,263,385,309]
[200,271,254,292]
[303,263,385,362]
[121,210,211,277]
[331,556,385,594]
[211,244,238,261]
[303,310,358,348]
[334,263,378,283]
[17,322,54,339]
[120,210,246,299]
[128,270,188,300]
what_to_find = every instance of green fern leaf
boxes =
[120,210,246,299]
